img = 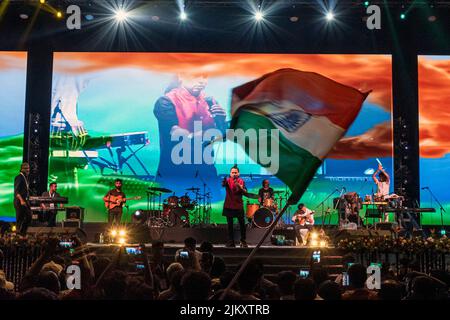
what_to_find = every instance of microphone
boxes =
[421,187,429,190]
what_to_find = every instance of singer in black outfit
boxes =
[14,162,31,235]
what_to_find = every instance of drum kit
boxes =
[245,190,288,229]
[145,186,211,227]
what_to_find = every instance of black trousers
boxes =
[226,215,246,242]
[14,203,31,235]
[46,210,57,227]
[108,208,123,225]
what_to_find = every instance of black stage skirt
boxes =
[222,208,244,218]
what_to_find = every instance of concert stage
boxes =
[79,222,299,245]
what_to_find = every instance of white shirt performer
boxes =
[372,163,391,222]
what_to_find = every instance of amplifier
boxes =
[65,207,85,221]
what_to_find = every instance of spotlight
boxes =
[11,225,17,232]
[326,12,334,21]
[364,1,370,7]
[254,11,264,21]
[39,0,45,4]
[110,229,118,237]
[114,9,129,22]
[311,232,318,240]
[311,239,318,247]
[289,16,299,22]
[85,14,94,21]
[400,13,406,20]
[119,229,126,237]
[56,11,63,19]
[180,11,187,21]
[319,240,327,247]
[118,237,126,245]
[19,14,29,20]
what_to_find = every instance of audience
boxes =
[294,278,317,300]
[318,280,342,300]
[277,271,297,300]
[341,263,378,300]
[1,234,449,301]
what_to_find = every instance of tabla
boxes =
[253,207,274,229]
[246,203,260,219]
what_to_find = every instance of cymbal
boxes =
[245,192,259,199]
[273,190,284,194]
[148,187,172,193]
[186,187,200,191]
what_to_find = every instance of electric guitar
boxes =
[104,195,141,210]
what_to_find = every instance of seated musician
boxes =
[291,203,315,246]
[41,182,62,227]
[372,164,391,222]
[103,179,126,226]
[258,179,274,206]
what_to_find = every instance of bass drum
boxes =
[253,207,274,229]
[246,203,260,219]
[168,207,190,226]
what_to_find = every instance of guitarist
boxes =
[292,203,315,246]
[103,179,126,225]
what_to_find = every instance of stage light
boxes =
[440,229,446,236]
[119,229,126,237]
[56,11,63,19]
[319,240,327,247]
[400,13,406,20]
[311,232,318,240]
[118,237,126,245]
[311,239,318,247]
[19,14,29,20]
[254,11,264,21]
[428,15,437,22]
[180,11,187,21]
[289,16,299,22]
[114,9,129,22]
[11,225,17,232]
[110,229,118,237]
[326,12,334,21]
[364,1,369,7]
[85,14,94,21]
[39,0,45,4]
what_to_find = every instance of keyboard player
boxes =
[40,182,63,227]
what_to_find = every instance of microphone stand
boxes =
[424,187,446,232]
[314,188,340,229]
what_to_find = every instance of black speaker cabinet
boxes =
[65,207,85,221]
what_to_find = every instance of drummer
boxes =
[258,179,275,208]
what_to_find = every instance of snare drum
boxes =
[263,198,275,208]
[246,203,260,219]
[180,195,191,208]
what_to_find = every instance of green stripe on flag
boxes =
[230,110,322,203]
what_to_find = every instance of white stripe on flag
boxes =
[239,101,345,159]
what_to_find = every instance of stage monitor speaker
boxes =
[334,229,371,243]
[27,227,87,242]
[375,222,398,231]
[271,227,296,245]
[65,207,85,221]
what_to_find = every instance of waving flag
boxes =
[230,68,369,203]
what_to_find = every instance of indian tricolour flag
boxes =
[229,68,369,203]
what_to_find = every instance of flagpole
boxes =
[219,196,295,300]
